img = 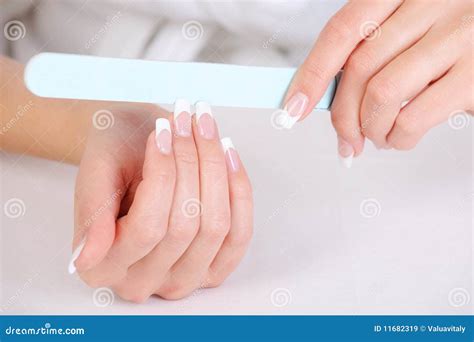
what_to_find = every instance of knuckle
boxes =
[134,225,167,248]
[301,60,328,85]
[331,114,361,141]
[203,213,230,241]
[167,219,199,244]
[367,75,399,106]
[200,155,226,173]
[361,127,377,142]
[331,114,349,134]
[325,12,353,44]
[174,150,198,167]
[153,170,176,187]
[346,48,377,79]
[394,113,419,137]
[360,117,377,140]
[388,114,421,151]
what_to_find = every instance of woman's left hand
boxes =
[283,0,473,165]
[72,101,253,302]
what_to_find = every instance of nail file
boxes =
[24,53,338,110]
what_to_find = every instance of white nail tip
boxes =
[221,137,234,152]
[174,99,191,118]
[339,153,354,169]
[68,238,86,274]
[280,110,300,129]
[155,118,171,134]
[195,101,212,120]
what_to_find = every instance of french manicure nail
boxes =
[221,137,240,173]
[155,118,172,154]
[337,137,354,169]
[195,101,215,139]
[68,237,86,274]
[174,99,192,137]
[281,92,309,129]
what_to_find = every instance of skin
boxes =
[1,56,253,302]
[285,0,473,155]
[3,0,472,302]
[75,108,253,302]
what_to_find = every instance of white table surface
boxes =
[1,107,472,315]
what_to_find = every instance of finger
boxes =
[205,137,253,288]
[81,118,176,287]
[360,22,465,147]
[282,0,402,128]
[331,0,439,159]
[113,100,200,303]
[387,62,470,150]
[157,102,231,300]
[71,155,124,273]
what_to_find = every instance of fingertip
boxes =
[68,237,86,274]
[221,137,241,173]
[353,137,365,157]
[73,213,116,273]
[336,133,365,165]
[281,91,310,129]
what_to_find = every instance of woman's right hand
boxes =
[71,100,253,302]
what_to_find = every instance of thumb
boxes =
[281,1,400,128]
[70,155,124,274]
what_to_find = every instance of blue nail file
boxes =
[24,53,337,110]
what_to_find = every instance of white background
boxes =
[1,107,472,315]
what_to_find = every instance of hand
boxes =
[283,0,473,166]
[70,101,253,302]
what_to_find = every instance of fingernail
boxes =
[68,237,86,274]
[174,99,192,137]
[221,137,240,173]
[155,118,172,154]
[281,92,309,129]
[337,137,354,169]
[195,101,215,139]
